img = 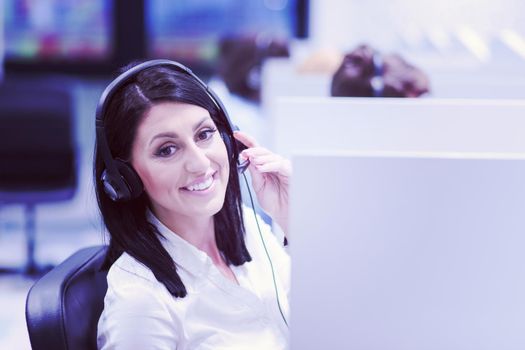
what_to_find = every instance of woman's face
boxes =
[131,102,230,222]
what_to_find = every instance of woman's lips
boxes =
[180,171,217,194]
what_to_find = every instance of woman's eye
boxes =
[197,128,217,142]
[156,145,177,157]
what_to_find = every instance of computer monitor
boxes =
[4,0,114,74]
[4,0,309,76]
[146,0,309,74]
[0,1,4,81]
[290,151,525,349]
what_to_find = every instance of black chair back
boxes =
[0,77,79,274]
[26,246,108,350]
[0,77,77,203]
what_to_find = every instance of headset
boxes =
[95,59,249,202]
[96,59,289,327]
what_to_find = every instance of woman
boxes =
[94,61,291,349]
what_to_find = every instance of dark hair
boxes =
[94,65,251,298]
[331,44,430,98]
[218,35,290,103]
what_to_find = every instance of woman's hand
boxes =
[233,131,292,235]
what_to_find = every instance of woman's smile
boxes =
[180,171,218,195]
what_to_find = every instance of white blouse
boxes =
[97,207,290,350]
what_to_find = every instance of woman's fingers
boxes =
[240,147,269,165]
[241,146,271,157]
[240,147,278,164]
[233,131,259,148]
[241,148,292,177]
[255,160,292,176]
[248,154,275,166]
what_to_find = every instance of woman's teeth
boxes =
[184,176,213,191]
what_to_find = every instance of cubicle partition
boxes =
[261,57,525,105]
[290,151,525,349]
[272,97,525,157]
[281,97,525,350]
[428,70,525,99]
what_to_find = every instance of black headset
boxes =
[95,59,249,202]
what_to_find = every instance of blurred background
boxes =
[1,0,525,348]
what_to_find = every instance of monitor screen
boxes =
[4,0,113,63]
[1,2,4,80]
[146,0,303,68]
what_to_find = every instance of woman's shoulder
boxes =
[106,251,158,288]
[241,205,288,254]
[242,205,285,245]
[242,205,268,240]
[242,205,268,230]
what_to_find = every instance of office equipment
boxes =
[0,2,4,81]
[26,245,108,350]
[146,0,308,74]
[4,0,308,75]
[4,0,115,74]
[290,152,525,349]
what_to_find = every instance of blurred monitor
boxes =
[290,152,525,349]
[4,0,116,74]
[146,0,308,72]
[1,1,4,80]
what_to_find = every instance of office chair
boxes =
[0,77,77,274]
[26,245,108,350]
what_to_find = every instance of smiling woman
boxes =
[94,60,291,349]
[131,103,231,238]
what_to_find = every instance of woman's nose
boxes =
[184,143,211,173]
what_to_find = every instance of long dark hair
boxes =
[94,65,251,298]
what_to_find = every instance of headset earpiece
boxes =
[115,159,143,199]
[234,138,249,174]
[219,129,233,157]
[219,123,249,174]
[100,159,143,202]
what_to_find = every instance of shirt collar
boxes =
[147,210,213,278]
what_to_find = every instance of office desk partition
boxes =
[272,97,525,157]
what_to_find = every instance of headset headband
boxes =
[96,59,231,127]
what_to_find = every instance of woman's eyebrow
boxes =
[192,116,212,131]
[148,116,212,146]
[149,131,178,146]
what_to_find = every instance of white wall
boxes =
[309,0,525,54]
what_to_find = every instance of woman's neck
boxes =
[154,209,223,264]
